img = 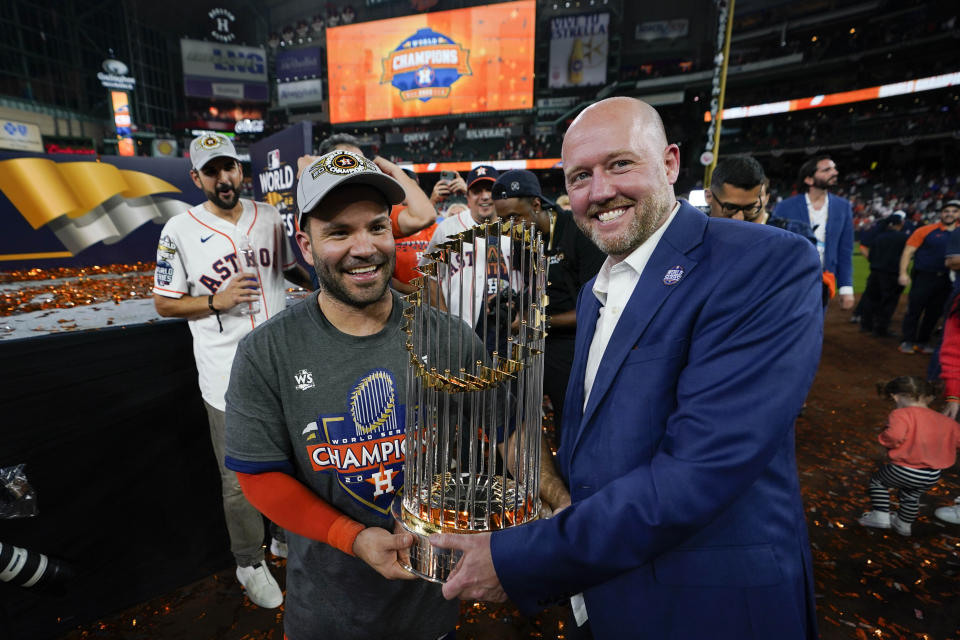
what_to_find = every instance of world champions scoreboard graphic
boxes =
[326,0,534,124]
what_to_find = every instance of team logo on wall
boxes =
[380,27,472,102]
[302,368,406,514]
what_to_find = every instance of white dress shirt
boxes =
[805,193,853,297]
[583,202,680,409]
[571,201,679,627]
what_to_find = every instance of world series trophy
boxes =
[392,219,548,582]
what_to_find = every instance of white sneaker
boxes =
[934,497,960,525]
[236,562,283,608]
[270,537,288,559]
[890,512,912,536]
[858,510,891,529]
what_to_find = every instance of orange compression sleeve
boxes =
[236,471,365,556]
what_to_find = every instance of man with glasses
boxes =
[707,157,814,238]
[774,155,855,310]
[705,155,767,222]
[709,156,827,302]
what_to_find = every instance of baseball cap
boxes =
[296,149,405,227]
[466,165,499,189]
[189,133,240,171]
[890,210,906,220]
[492,169,556,209]
[942,199,960,209]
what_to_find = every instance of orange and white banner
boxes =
[718,70,960,121]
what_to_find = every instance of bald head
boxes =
[559,97,680,263]
[563,97,668,160]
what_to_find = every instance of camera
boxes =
[0,542,74,594]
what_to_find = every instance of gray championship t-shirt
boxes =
[225,291,480,640]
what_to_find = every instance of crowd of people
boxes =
[152,96,960,640]
[701,152,960,541]
[621,1,954,82]
[722,97,960,157]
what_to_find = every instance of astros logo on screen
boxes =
[381,27,471,102]
[302,368,407,514]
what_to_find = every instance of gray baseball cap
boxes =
[189,133,240,171]
[296,150,405,227]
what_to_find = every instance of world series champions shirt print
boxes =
[302,368,406,515]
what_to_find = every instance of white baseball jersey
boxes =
[153,199,299,410]
[419,208,515,328]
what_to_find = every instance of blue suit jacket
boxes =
[775,192,854,290]
[491,202,823,639]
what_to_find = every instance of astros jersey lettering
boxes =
[420,208,515,328]
[153,199,298,410]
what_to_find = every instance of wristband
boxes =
[208,294,223,333]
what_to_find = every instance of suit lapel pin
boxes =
[663,265,684,285]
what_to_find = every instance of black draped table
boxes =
[0,321,234,640]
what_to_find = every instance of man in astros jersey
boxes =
[419,165,524,336]
[152,132,311,608]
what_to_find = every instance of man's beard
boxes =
[577,188,674,258]
[313,250,395,309]
[811,176,836,191]
[205,183,240,210]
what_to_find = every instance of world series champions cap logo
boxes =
[380,27,472,102]
[297,149,406,225]
[195,133,228,151]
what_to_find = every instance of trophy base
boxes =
[391,497,461,583]
[391,476,541,583]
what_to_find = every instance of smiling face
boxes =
[467,180,496,223]
[192,156,242,211]
[296,184,395,310]
[561,98,679,262]
[941,204,960,227]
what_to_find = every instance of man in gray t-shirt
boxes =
[224,150,469,640]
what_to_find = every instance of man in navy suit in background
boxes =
[431,97,823,639]
[775,155,855,310]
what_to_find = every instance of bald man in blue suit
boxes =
[432,98,823,639]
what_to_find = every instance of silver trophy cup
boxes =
[393,219,548,582]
